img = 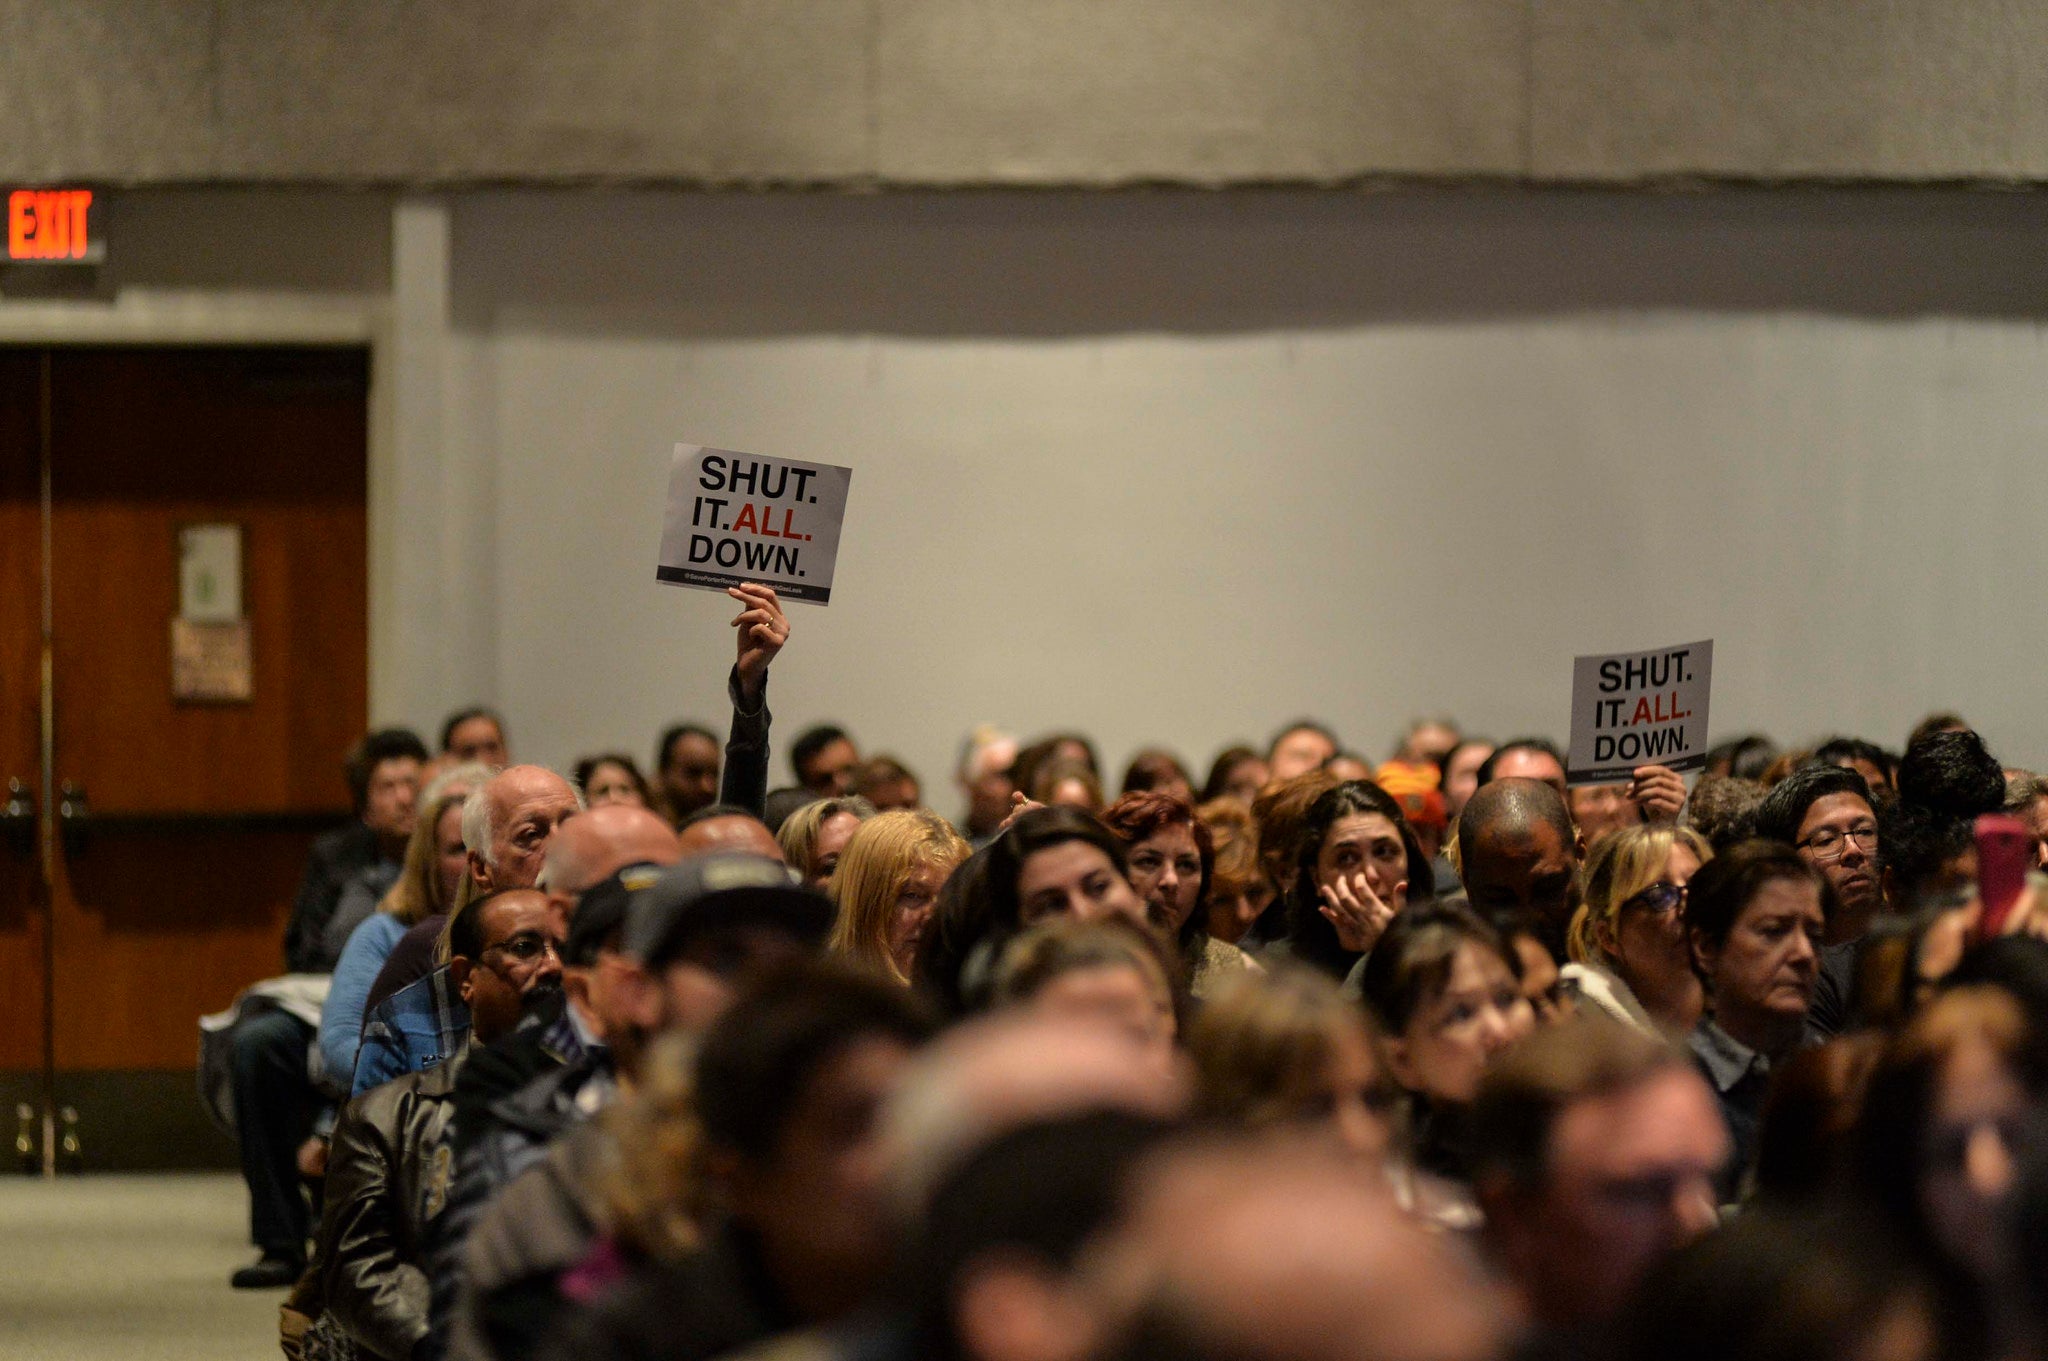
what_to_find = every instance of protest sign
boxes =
[1566,639,1712,785]
[656,444,853,604]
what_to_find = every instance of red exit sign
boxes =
[7,189,102,263]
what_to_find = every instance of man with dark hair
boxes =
[232,726,427,1289]
[288,728,431,973]
[444,890,562,1049]
[654,722,721,825]
[791,723,860,796]
[1880,800,1977,911]
[441,709,509,767]
[1459,777,1583,959]
[543,960,936,1361]
[435,854,832,1361]
[1266,720,1338,784]
[1896,727,2007,821]
[1471,1017,1728,1354]
[301,889,557,1361]
[1753,765,1884,932]
[1473,737,1568,796]
[1752,763,1884,1036]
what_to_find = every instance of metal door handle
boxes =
[57,782,87,858]
[2,780,32,857]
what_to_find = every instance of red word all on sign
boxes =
[7,190,96,262]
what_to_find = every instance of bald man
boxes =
[1460,777,1584,959]
[676,803,786,862]
[539,804,684,937]
[429,805,688,1361]
[448,803,682,1157]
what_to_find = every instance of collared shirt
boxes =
[353,964,472,1097]
[1689,1016,1818,1203]
[1689,1016,1772,1095]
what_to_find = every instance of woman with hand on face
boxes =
[1359,902,1536,1218]
[1565,825,1713,1038]
[1682,840,1832,1201]
[1103,790,1259,999]
[1280,781,1431,981]
[827,809,969,986]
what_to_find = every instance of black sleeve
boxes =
[449,1030,541,1159]
[718,664,772,819]
[285,831,351,974]
[321,1095,430,1361]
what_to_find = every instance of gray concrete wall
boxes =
[7,1,2048,187]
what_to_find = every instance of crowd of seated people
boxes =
[227,581,2048,1361]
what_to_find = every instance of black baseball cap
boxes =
[563,861,666,967]
[624,853,834,969]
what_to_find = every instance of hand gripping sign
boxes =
[656,444,853,605]
[1566,639,1713,786]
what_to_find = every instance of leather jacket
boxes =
[317,1048,466,1361]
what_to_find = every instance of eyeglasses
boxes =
[1621,881,1686,916]
[483,932,561,964]
[1797,824,1879,862]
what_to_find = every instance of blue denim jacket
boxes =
[353,964,470,1097]
[318,911,408,1096]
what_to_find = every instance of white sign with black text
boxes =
[656,444,853,605]
[1566,639,1713,785]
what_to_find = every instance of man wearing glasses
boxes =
[451,890,564,1047]
[350,890,564,1097]
[1752,764,1885,1036]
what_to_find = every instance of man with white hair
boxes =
[461,765,583,895]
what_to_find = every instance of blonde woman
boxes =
[318,763,490,1090]
[829,809,970,983]
[776,795,877,891]
[1564,823,1712,1038]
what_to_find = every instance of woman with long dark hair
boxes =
[1281,780,1431,979]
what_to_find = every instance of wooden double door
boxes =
[0,347,370,1170]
